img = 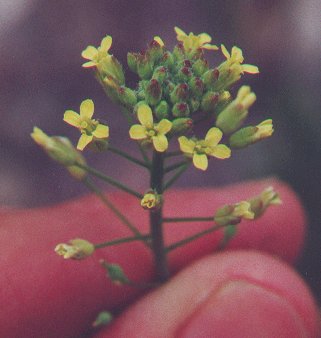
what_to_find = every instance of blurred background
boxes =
[1,0,320,300]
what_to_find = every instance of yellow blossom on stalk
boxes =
[221,44,259,74]
[64,99,109,151]
[153,36,164,47]
[129,104,172,152]
[141,191,162,210]
[55,239,95,260]
[178,127,231,171]
[81,35,113,68]
[174,26,218,52]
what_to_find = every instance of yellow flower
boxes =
[214,201,254,226]
[178,127,231,171]
[174,26,218,52]
[55,239,95,260]
[64,99,109,151]
[141,191,162,210]
[81,35,112,68]
[255,119,274,139]
[221,44,259,74]
[129,104,172,152]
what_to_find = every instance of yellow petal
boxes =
[193,153,208,170]
[137,104,153,128]
[174,26,187,39]
[64,110,81,128]
[154,36,164,47]
[231,46,244,63]
[205,127,223,145]
[129,125,147,140]
[242,64,259,74]
[209,145,231,159]
[198,33,212,45]
[221,44,230,59]
[100,35,112,53]
[92,124,109,139]
[178,136,195,154]
[156,119,172,135]
[82,61,97,68]
[203,44,219,51]
[77,134,93,151]
[80,99,94,119]
[81,46,98,60]
[153,134,168,152]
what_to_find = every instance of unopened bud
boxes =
[145,79,162,106]
[229,119,274,149]
[189,77,204,98]
[214,201,254,226]
[202,68,219,89]
[177,66,192,82]
[100,260,129,285]
[147,38,164,63]
[160,51,175,70]
[99,55,125,85]
[192,59,209,76]
[92,311,113,328]
[248,187,281,218]
[117,86,137,108]
[55,239,95,260]
[155,100,169,120]
[137,54,153,79]
[171,117,193,134]
[216,86,256,134]
[201,91,219,112]
[172,102,190,117]
[141,190,162,211]
[127,52,138,73]
[152,66,167,84]
[170,83,189,104]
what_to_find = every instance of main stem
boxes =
[150,151,169,282]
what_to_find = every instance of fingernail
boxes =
[178,280,309,338]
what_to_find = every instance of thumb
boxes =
[95,251,319,338]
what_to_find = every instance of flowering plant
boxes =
[32,27,280,326]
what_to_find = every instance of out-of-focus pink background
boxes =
[1,0,320,299]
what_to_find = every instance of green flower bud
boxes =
[127,52,138,73]
[214,91,232,116]
[229,119,274,149]
[173,43,185,61]
[189,77,204,98]
[146,39,164,63]
[100,55,125,85]
[160,51,175,70]
[192,59,209,76]
[201,91,219,112]
[100,260,129,285]
[145,79,162,106]
[177,66,192,82]
[155,100,169,119]
[117,86,137,108]
[189,98,200,112]
[92,311,113,328]
[152,66,167,84]
[216,86,256,134]
[172,102,190,117]
[171,117,193,134]
[214,201,254,226]
[137,54,153,79]
[202,68,219,90]
[170,83,189,104]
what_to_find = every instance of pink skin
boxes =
[0,178,319,337]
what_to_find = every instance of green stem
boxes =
[138,144,151,166]
[83,178,147,245]
[166,223,225,252]
[163,216,213,223]
[164,160,189,173]
[77,163,143,199]
[163,163,189,190]
[94,234,150,249]
[108,145,150,169]
[150,151,169,282]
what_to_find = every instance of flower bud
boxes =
[192,59,209,76]
[100,260,129,285]
[146,38,164,63]
[216,86,256,134]
[173,43,185,61]
[155,100,169,120]
[214,91,232,116]
[127,52,138,73]
[160,51,175,70]
[171,117,193,134]
[177,66,192,82]
[189,77,204,98]
[141,190,162,211]
[201,91,219,112]
[202,68,219,90]
[214,201,254,226]
[145,79,162,106]
[170,83,189,104]
[92,311,113,328]
[152,66,167,84]
[117,86,137,108]
[137,54,153,79]
[55,239,95,260]
[99,55,125,85]
[172,102,190,117]
[229,119,274,149]
[248,187,281,218]
[189,98,200,112]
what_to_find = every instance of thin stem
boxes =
[77,163,143,199]
[165,151,183,158]
[83,179,148,245]
[150,151,169,282]
[108,145,150,169]
[138,144,151,166]
[164,160,189,173]
[163,163,189,190]
[166,223,225,252]
[94,234,151,249]
[163,216,213,223]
